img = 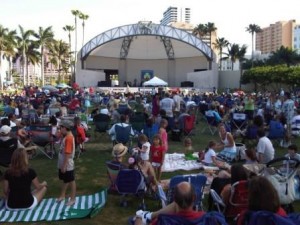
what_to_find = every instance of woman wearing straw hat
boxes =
[110,143,128,169]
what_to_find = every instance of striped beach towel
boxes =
[0,189,107,222]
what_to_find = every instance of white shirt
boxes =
[160,97,175,117]
[257,136,275,163]
[203,148,216,164]
[140,142,151,161]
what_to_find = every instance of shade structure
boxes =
[143,76,168,87]
[56,83,71,89]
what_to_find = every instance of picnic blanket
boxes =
[162,153,219,172]
[0,189,107,222]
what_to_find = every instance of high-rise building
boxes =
[294,24,300,54]
[256,20,296,54]
[160,6,191,25]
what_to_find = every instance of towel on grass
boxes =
[0,189,107,222]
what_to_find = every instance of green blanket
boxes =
[0,189,107,222]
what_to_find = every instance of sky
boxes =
[1,0,300,55]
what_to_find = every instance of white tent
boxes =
[143,76,168,87]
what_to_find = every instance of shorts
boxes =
[6,196,38,211]
[152,162,161,168]
[58,169,75,183]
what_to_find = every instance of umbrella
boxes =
[56,83,71,89]
[42,85,59,92]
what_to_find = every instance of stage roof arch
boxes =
[80,22,214,62]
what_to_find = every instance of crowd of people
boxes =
[0,85,300,224]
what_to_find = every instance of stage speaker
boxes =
[181,81,194,87]
[97,81,110,87]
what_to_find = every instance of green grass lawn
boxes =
[3,120,300,225]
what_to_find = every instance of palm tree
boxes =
[63,25,75,81]
[34,26,54,86]
[78,13,89,48]
[267,46,300,67]
[49,40,69,83]
[2,29,17,83]
[16,25,34,86]
[246,24,262,62]
[192,23,208,39]
[206,22,217,47]
[225,43,247,70]
[0,25,9,90]
[71,10,81,66]
[213,37,229,69]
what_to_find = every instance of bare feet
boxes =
[66,199,76,206]
[56,196,65,202]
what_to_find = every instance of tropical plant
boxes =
[241,65,300,92]
[78,12,89,48]
[267,46,300,67]
[15,25,35,86]
[206,22,217,47]
[71,9,81,66]
[3,29,17,82]
[245,24,262,62]
[213,37,229,69]
[48,40,69,83]
[63,25,75,81]
[0,25,17,90]
[224,43,247,70]
[34,26,54,86]
[192,23,208,39]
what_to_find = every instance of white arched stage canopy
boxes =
[76,21,218,88]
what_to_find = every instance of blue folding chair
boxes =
[167,174,207,210]
[115,169,146,209]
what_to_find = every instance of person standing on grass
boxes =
[57,120,76,206]
[150,134,165,182]
[159,119,168,152]
[4,148,47,210]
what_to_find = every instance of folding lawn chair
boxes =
[182,115,196,137]
[156,211,228,225]
[167,174,207,210]
[115,169,146,209]
[226,180,249,218]
[292,119,300,137]
[114,124,133,147]
[201,111,218,135]
[105,161,122,193]
[210,180,249,220]
[231,113,247,131]
[130,112,145,135]
[94,114,111,138]
[28,125,54,159]
[48,107,61,116]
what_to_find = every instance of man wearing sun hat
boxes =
[111,143,128,165]
[0,125,23,148]
[0,125,24,166]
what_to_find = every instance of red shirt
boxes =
[152,210,205,225]
[151,145,165,164]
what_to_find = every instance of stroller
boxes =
[244,157,300,212]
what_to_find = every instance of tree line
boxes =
[0,9,88,90]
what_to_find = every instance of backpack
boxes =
[156,211,227,225]
[244,211,296,225]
